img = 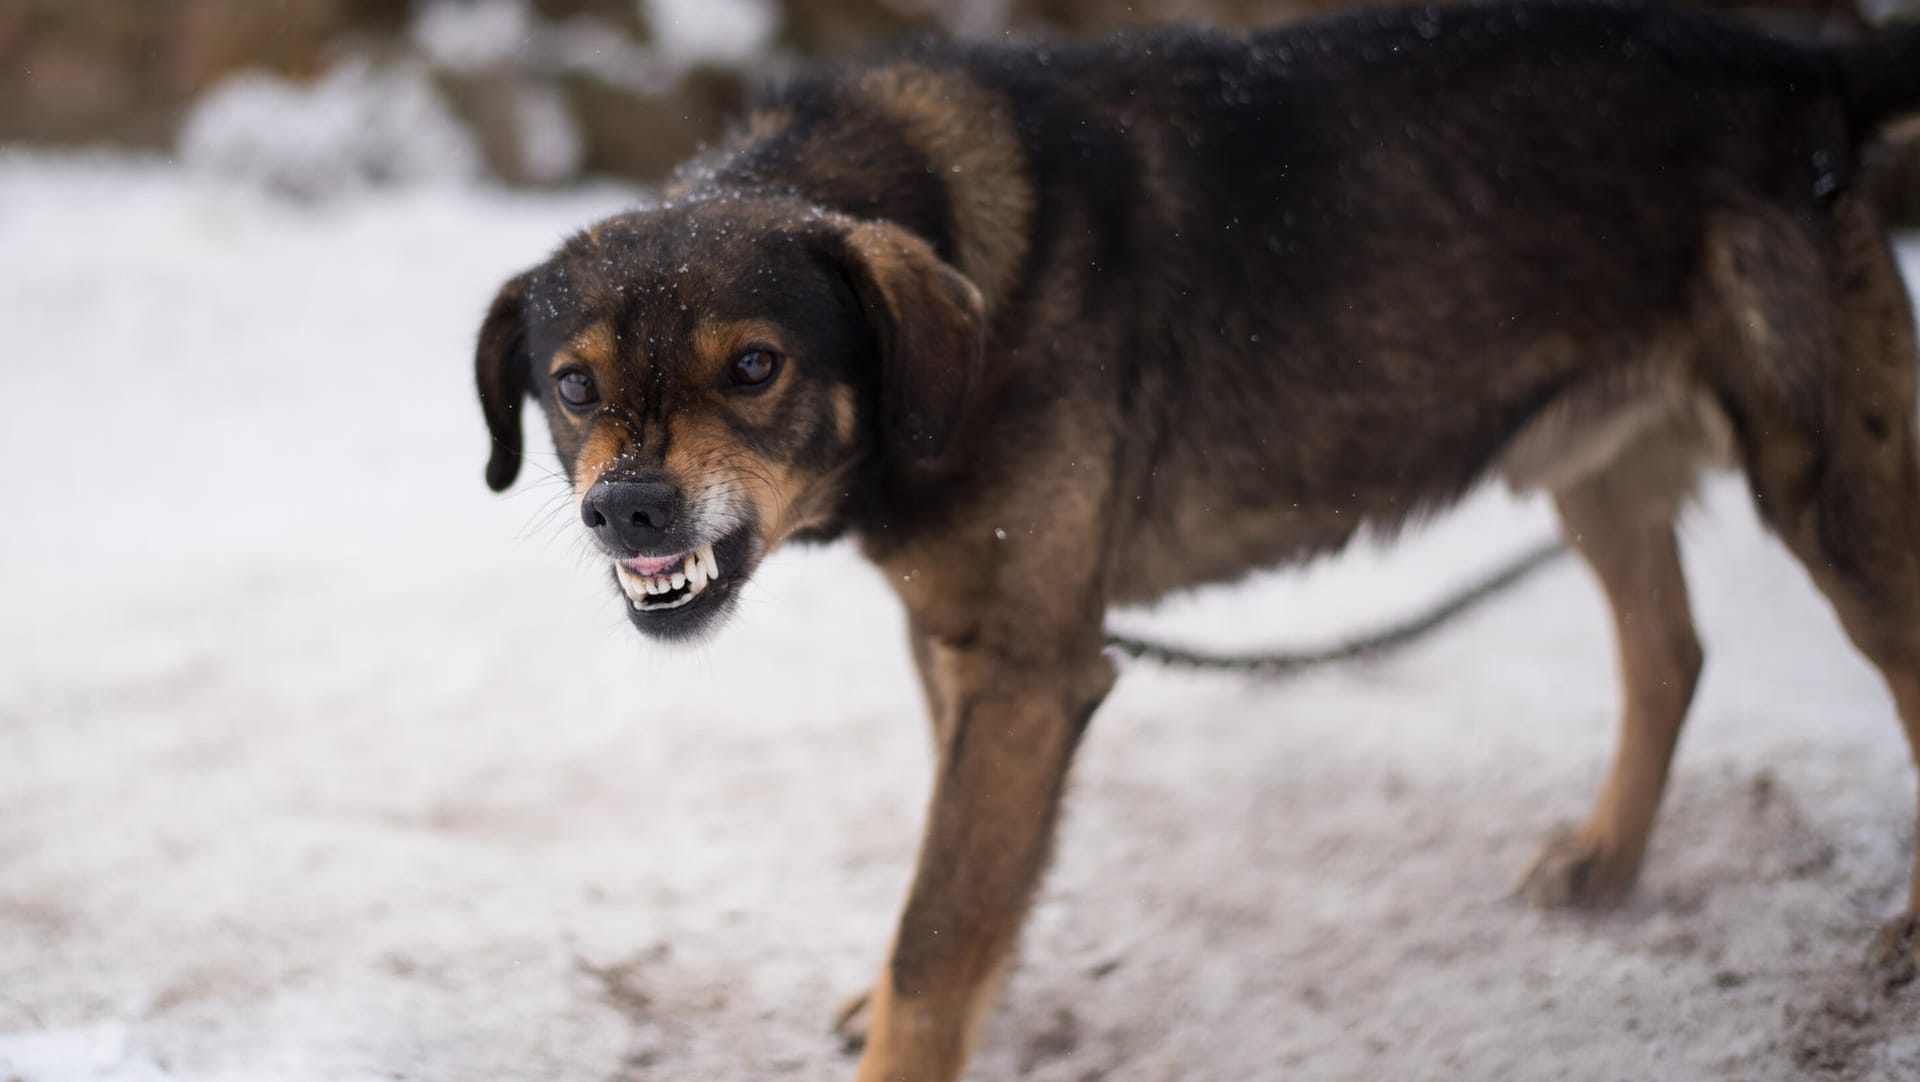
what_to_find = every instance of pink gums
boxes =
[622,553,687,576]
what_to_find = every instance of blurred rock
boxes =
[416,0,751,184]
[779,0,941,52]
[0,0,409,147]
[561,62,749,181]
[529,0,650,35]
[435,65,587,185]
[1866,125,1920,229]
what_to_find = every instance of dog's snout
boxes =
[582,480,679,551]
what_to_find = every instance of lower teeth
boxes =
[635,591,696,611]
[619,564,713,610]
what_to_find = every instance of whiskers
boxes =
[504,450,606,566]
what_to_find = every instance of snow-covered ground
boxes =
[2,153,1917,1081]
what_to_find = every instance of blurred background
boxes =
[2,0,1917,214]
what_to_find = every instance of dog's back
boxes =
[688,1,1918,598]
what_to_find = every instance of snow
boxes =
[643,0,779,66]
[2,153,1917,1080]
[412,0,541,70]
[178,61,484,199]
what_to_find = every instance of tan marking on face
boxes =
[853,66,1032,311]
[553,321,618,376]
[550,323,619,434]
[691,318,788,375]
[664,412,849,549]
[830,385,857,444]
[571,422,628,511]
[552,323,621,492]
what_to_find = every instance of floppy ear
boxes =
[835,221,986,463]
[475,272,533,491]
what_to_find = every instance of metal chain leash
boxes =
[1104,539,1571,676]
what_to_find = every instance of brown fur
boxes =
[852,65,1036,311]
[473,4,1920,1077]
[558,322,618,374]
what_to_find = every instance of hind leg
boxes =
[1767,454,1920,979]
[1723,201,1920,974]
[1768,457,1920,980]
[1520,426,1704,908]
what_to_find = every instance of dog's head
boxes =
[475,198,984,641]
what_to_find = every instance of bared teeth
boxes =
[614,542,722,610]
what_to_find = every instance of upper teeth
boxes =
[616,543,720,610]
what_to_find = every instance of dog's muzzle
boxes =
[599,519,758,642]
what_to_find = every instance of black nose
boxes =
[582,480,679,552]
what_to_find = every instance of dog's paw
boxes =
[1867,912,1920,988]
[832,988,872,1055]
[1516,827,1638,910]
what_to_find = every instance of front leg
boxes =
[854,637,1114,1082]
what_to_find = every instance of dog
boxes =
[474,2,1920,1076]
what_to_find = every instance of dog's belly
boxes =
[1105,331,1733,607]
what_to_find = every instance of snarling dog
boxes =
[475,2,1920,1076]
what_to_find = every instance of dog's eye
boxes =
[727,349,779,390]
[556,369,598,410]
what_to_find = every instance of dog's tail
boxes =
[1832,23,1920,135]
[1105,538,1568,677]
